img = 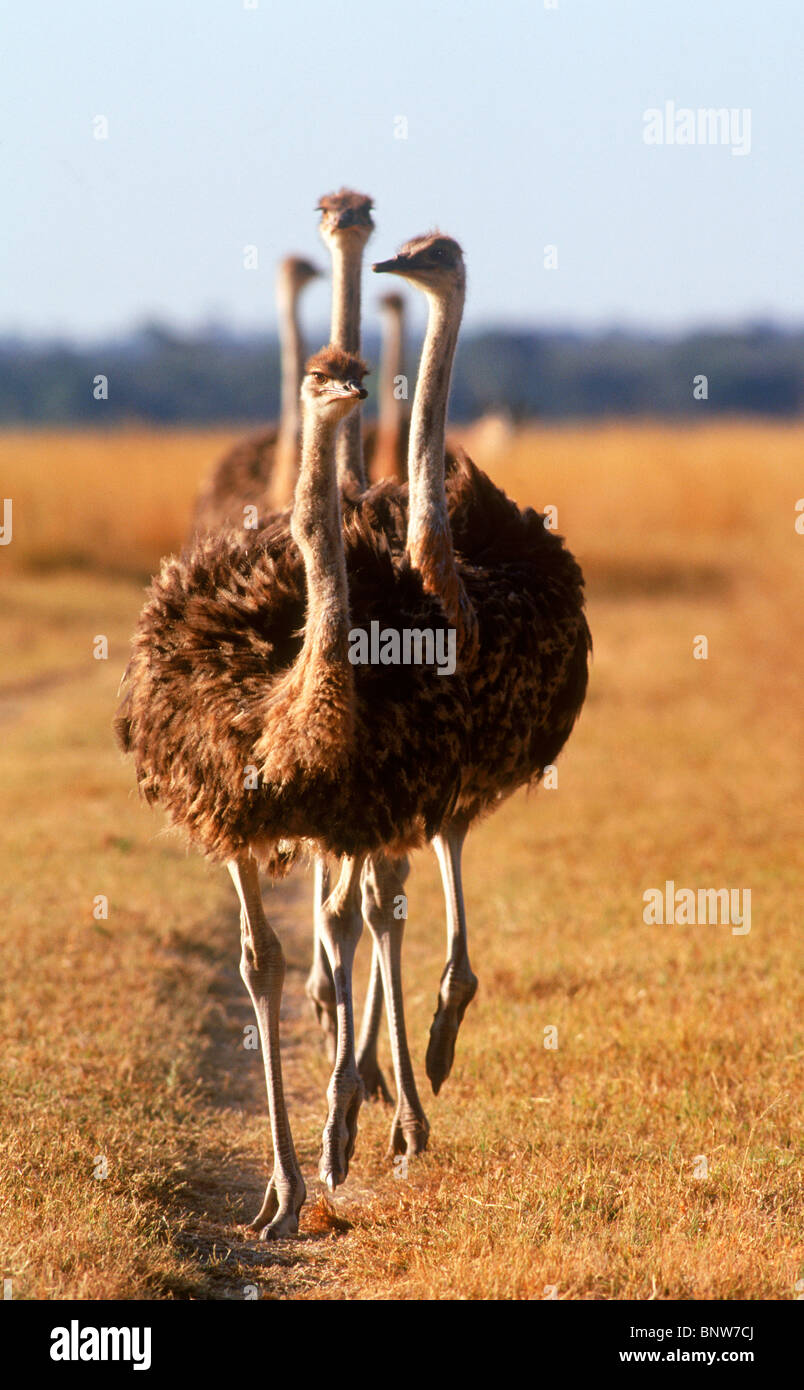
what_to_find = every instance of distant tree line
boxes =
[2,321,803,424]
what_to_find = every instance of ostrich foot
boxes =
[319,1064,364,1190]
[356,1044,393,1104]
[305,968,338,1064]
[246,1169,306,1241]
[425,969,478,1095]
[389,1105,430,1158]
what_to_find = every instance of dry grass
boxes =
[0,422,801,1300]
[3,419,802,591]
[0,427,233,578]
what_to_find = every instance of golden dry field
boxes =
[0,420,801,1301]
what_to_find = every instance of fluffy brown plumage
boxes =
[116,449,587,869]
[448,455,589,816]
[114,508,469,873]
[352,451,590,821]
[368,229,587,779]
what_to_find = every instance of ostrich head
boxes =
[279,256,322,291]
[317,189,375,252]
[372,233,465,292]
[302,346,369,422]
[378,291,405,314]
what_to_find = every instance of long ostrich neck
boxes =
[406,285,463,595]
[379,304,405,436]
[271,275,305,508]
[278,278,304,446]
[330,241,366,493]
[291,409,351,667]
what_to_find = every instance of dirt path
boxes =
[165,870,382,1300]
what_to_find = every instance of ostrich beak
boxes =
[372,255,407,275]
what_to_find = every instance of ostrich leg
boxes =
[354,857,410,1105]
[355,938,393,1104]
[307,862,393,1102]
[362,854,430,1155]
[317,854,367,1189]
[426,815,478,1095]
[228,856,306,1239]
[305,858,337,1061]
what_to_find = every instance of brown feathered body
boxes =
[115,507,470,873]
[118,446,589,877]
[350,450,591,824]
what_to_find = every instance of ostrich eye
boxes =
[312,372,327,385]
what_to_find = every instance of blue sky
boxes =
[3,0,803,339]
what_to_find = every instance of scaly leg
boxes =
[426,816,478,1095]
[362,854,430,1155]
[317,854,366,1189]
[355,853,411,1105]
[228,856,306,1239]
[308,856,394,1102]
[355,936,393,1103]
[305,858,338,1062]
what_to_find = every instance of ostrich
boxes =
[304,194,431,1152]
[364,292,409,484]
[308,231,590,1156]
[366,232,592,1096]
[115,343,471,1235]
[190,255,320,533]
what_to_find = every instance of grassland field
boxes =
[0,420,801,1300]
